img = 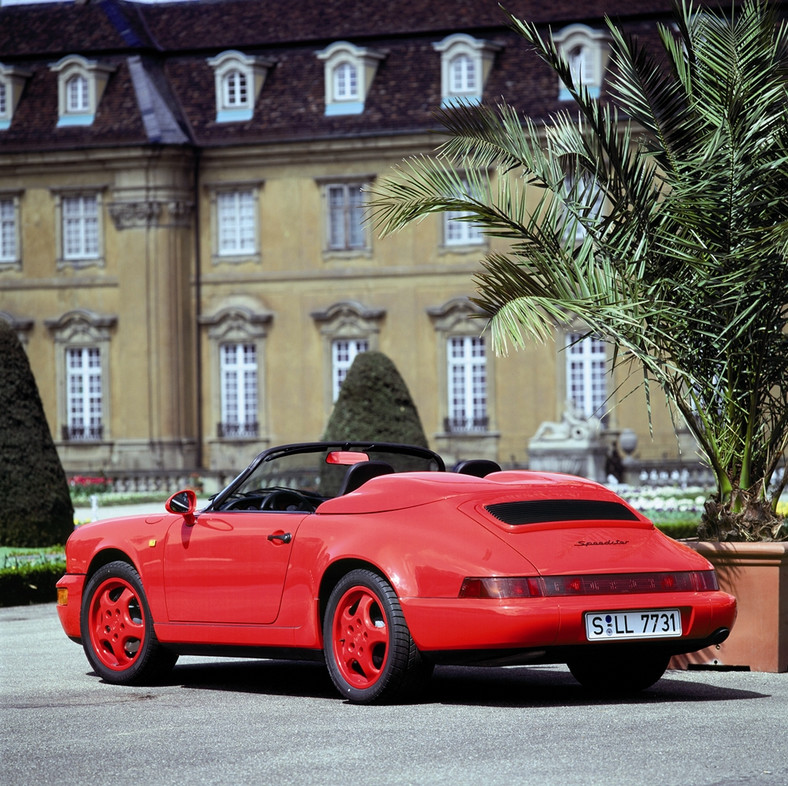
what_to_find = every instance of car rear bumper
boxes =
[56,573,85,643]
[402,590,737,655]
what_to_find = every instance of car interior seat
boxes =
[452,459,501,477]
[337,461,395,495]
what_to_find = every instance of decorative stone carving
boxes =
[528,402,608,482]
[108,200,193,229]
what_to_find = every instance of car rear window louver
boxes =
[484,499,640,525]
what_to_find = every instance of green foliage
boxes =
[322,351,429,447]
[0,321,74,546]
[370,1,788,541]
[0,556,66,607]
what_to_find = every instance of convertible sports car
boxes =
[57,441,736,704]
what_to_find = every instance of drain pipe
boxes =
[192,145,203,470]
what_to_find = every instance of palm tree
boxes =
[370,0,788,541]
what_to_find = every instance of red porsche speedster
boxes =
[56,441,736,703]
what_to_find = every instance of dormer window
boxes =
[554,25,608,100]
[50,55,115,127]
[207,51,275,123]
[316,42,385,116]
[67,74,89,113]
[0,63,32,131]
[433,34,500,108]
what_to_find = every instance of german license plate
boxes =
[585,609,682,641]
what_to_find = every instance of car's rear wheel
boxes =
[567,650,670,695]
[80,560,177,684]
[323,569,432,704]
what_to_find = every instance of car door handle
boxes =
[267,532,292,544]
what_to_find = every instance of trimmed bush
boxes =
[322,351,429,446]
[0,560,66,607]
[0,321,74,547]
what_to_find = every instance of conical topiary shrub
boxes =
[0,321,74,546]
[322,350,428,447]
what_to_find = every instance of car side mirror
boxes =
[166,489,197,524]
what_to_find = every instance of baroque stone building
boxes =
[1,0,699,476]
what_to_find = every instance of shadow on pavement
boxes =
[142,659,769,707]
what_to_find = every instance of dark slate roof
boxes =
[0,0,775,153]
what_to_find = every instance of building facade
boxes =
[1,0,697,477]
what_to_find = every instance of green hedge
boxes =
[0,560,65,607]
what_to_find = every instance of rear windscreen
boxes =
[485,499,640,525]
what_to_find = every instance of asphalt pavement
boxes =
[2,602,787,786]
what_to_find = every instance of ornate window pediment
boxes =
[49,55,115,127]
[433,34,501,109]
[206,50,275,123]
[316,42,385,116]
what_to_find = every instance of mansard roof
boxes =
[0,0,742,153]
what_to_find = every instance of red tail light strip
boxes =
[458,570,719,599]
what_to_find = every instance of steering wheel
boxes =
[260,489,314,512]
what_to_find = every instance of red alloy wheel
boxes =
[86,576,146,672]
[330,585,390,690]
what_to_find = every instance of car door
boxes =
[162,509,305,625]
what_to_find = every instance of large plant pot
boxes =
[670,542,788,673]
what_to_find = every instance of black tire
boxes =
[323,569,432,704]
[567,650,669,695]
[80,560,178,685]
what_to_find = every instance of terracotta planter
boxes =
[670,541,788,673]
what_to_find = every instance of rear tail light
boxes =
[459,577,544,599]
[458,570,719,598]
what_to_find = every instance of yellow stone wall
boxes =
[1,135,687,475]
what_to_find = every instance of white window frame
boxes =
[554,25,608,101]
[447,335,487,432]
[66,74,89,113]
[208,182,263,264]
[45,309,116,444]
[50,55,114,127]
[217,189,256,256]
[444,177,484,248]
[311,300,384,413]
[199,302,273,443]
[52,189,105,269]
[0,63,31,130]
[65,346,104,441]
[326,182,367,251]
[332,338,369,401]
[219,342,259,438]
[562,173,605,245]
[62,194,100,260]
[433,34,500,109]
[566,332,608,420]
[0,193,22,268]
[206,51,274,123]
[428,297,495,439]
[316,41,385,116]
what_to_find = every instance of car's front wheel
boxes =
[80,560,177,684]
[567,650,670,695]
[323,569,432,704]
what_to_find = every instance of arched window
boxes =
[222,69,248,107]
[554,25,608,100]
[316,42,384,116]
[66,74,89,113]
[433,34,500,108]
[448,53,476,94]
[207,51,274,123]
[333,61,358,101]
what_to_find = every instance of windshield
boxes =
[210,442,444,511]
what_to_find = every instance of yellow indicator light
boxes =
[57,588,68,606]
[149,539,157,547]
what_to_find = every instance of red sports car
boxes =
[57,441,736,704]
